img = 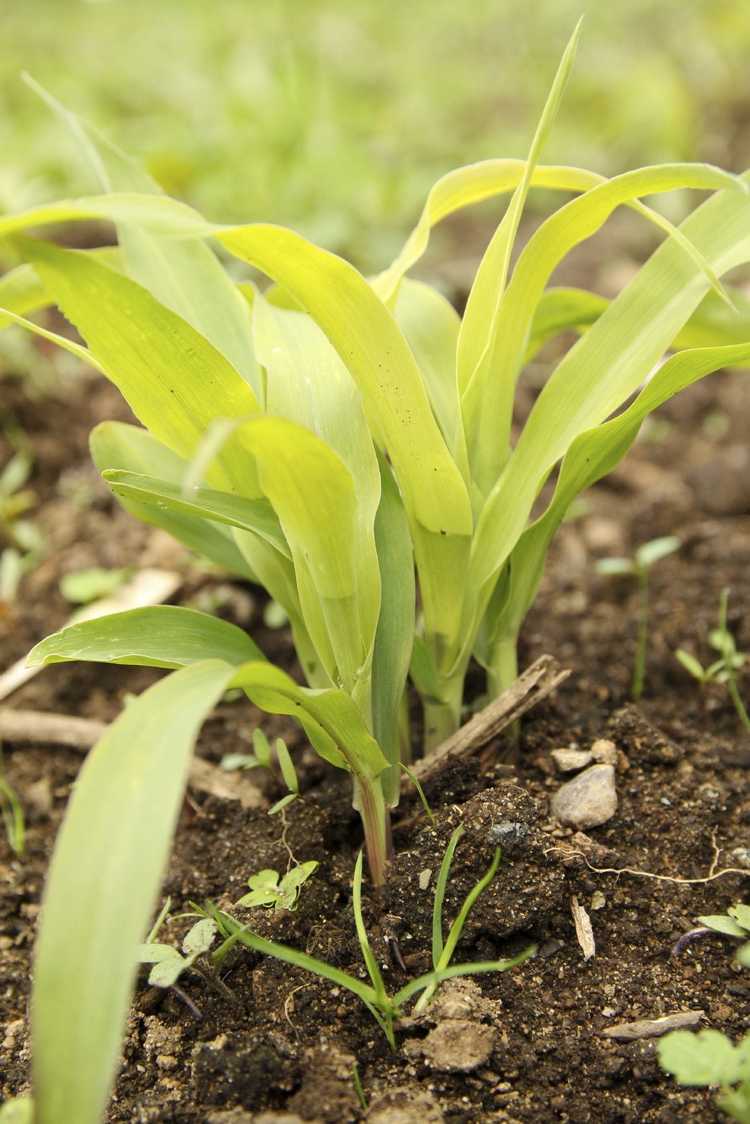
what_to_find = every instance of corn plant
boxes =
[3,25,750,1123]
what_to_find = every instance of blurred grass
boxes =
[2,0,750,271]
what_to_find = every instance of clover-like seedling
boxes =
[137,902,217,989]
[697,903,750,968]
[658,1029,750,1123]
[676,588,750,732]
[596,535,680,700]
[235,861,319,912]
[222,728,300,815]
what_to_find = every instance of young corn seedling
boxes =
[595,535,680,699]
[4,27,750,1124]
[202,826,534,1051]
[659,1030,750,1123]
[676,588,750,731]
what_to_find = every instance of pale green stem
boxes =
[422,673,464,753]
[632,569,649,701]
[486,632,518,699]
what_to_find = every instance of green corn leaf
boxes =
[216,223,472,539]
[658,1029,750,1087]
[466,177,750,660]
[230,662,387,781]
[393,946,537,1009]
[22,73,261,395]
[484,341,750,654]
[20,240,262,497]
[90,422,258,580]
[27,605,265,669]
[0,262,49,328]
[463,163,746,496]
[103,471,289,558]
[0,191,216,240]
[457,21,581,424]
[232,414,380,700]
[371,455,415,805]
[372,161,604,303]
[32,659,235,1124]
[392,279,466,473]
[527,284,750,361]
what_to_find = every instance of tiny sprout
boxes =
[696,902,750,968]
[596,535,680,700]
[659,1028,750,1122]
[222,728,299,815]
[202,826,535,1050]
[235,860,319,912]
[137,900,217,988]
[676,588,749,732]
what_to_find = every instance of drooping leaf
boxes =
[103,471,289,558]
[484,341,750,654]
[21,240,262,496]
[698,914,748,938]
[216,223,472,538]
[27,606,265,669]
[462,163,746,495]
[90,422,258,579]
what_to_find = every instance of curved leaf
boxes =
[27,606,265,669]
[90,422,257,579]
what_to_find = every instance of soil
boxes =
[1,248,750,1123]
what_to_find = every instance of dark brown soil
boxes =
[1,276,750,1123]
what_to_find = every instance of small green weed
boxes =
[659,1029,750,1123]
[596,535,680,699]
[202,826,535,1050]
[676,588,749,732]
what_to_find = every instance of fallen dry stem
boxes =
[405,654,570,787]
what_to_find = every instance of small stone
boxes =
[551,765,618,829]
[590,739,618,766]
[591,891,606,911]
[418,868,432,890]
[551,748,594,773]
[156,1054,178,1071]
[367,1088,444,1123]
[601,1009,704,1041]
[406,1019,495,1072]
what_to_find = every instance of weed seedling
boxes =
[676,588,749,731]
[0,431,44,604]
[694,903,750,967]
[222,728,300,815]
[596,535,680,699]
[202,826,535,1050]
[137,899,217,989]
[234,861,318,912]
[659,1029,750,1123]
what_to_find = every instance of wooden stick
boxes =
[0,706,265,808]
[404,654,569,788]
[0,708,106,749]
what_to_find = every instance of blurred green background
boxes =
[2,0,750,272]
